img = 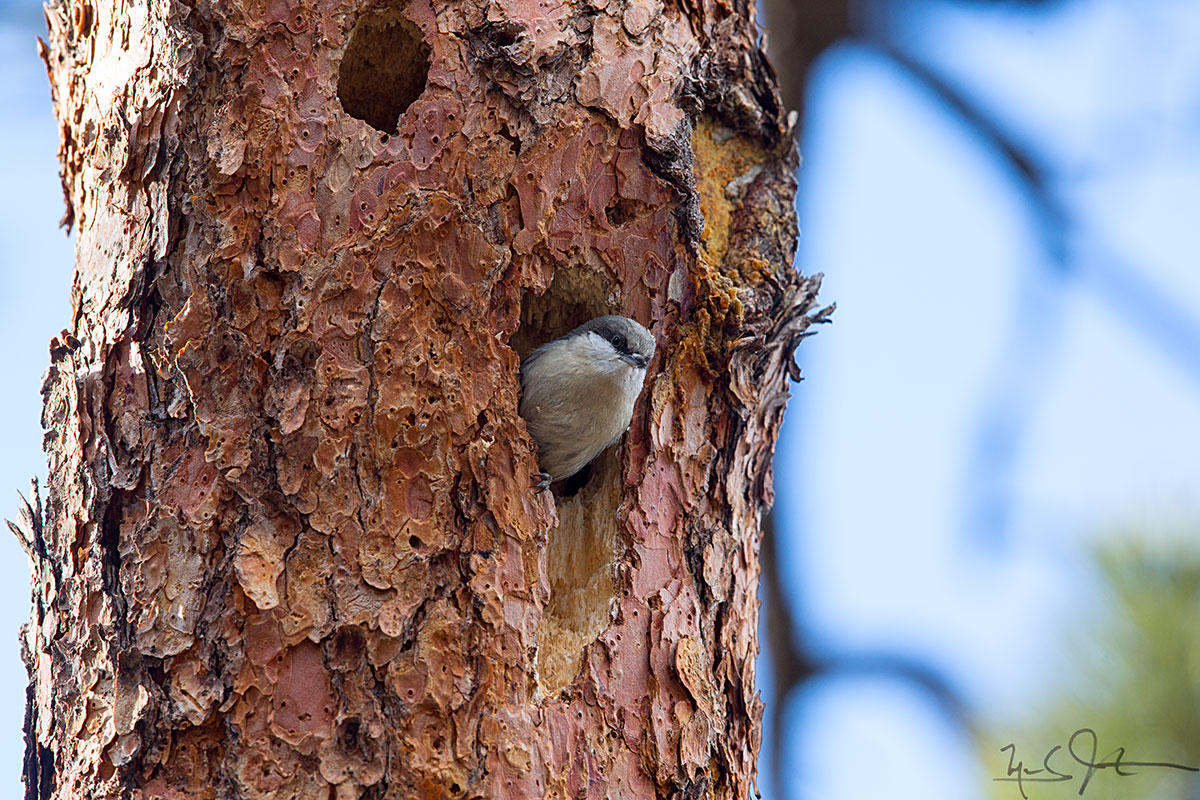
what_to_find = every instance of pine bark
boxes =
[24,0,823,796]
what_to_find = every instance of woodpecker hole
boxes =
[517,266,627,695]
[537,447,624,695]
[512,266,612,359]
[514,267,614,503]
[338,9,430,133]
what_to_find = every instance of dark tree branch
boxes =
[757,0,852,119]
[757,4,1200,797]
[761,511,974,799]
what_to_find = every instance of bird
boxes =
[519,315,655,487]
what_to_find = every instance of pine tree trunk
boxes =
[24,0,823,796]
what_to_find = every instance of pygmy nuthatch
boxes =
[519,315,655,484]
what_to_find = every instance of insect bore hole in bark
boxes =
[337,9,430,133]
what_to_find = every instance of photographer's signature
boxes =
[994,728,1197,799]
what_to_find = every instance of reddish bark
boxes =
[23,0,824,796]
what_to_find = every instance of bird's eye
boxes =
[611,334,627,352]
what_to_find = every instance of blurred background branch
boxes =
[762,510,975,796]
[755,0,1200,796]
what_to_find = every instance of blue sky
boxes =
[760,2,1200,799]
[2,1,1199,798]
[0,15,75,794]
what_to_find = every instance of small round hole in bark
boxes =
[338,10,430,133]
[605,196,646,228]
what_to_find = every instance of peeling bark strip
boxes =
[26,0,824,796]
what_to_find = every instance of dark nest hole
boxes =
[512,267,616,498]
[516,266,637,694]
[337,9,430,133]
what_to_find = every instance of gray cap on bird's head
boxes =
[568,315,655,369]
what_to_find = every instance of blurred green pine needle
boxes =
[984,532,1200,800]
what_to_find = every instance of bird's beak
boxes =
[622,353,648,369]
